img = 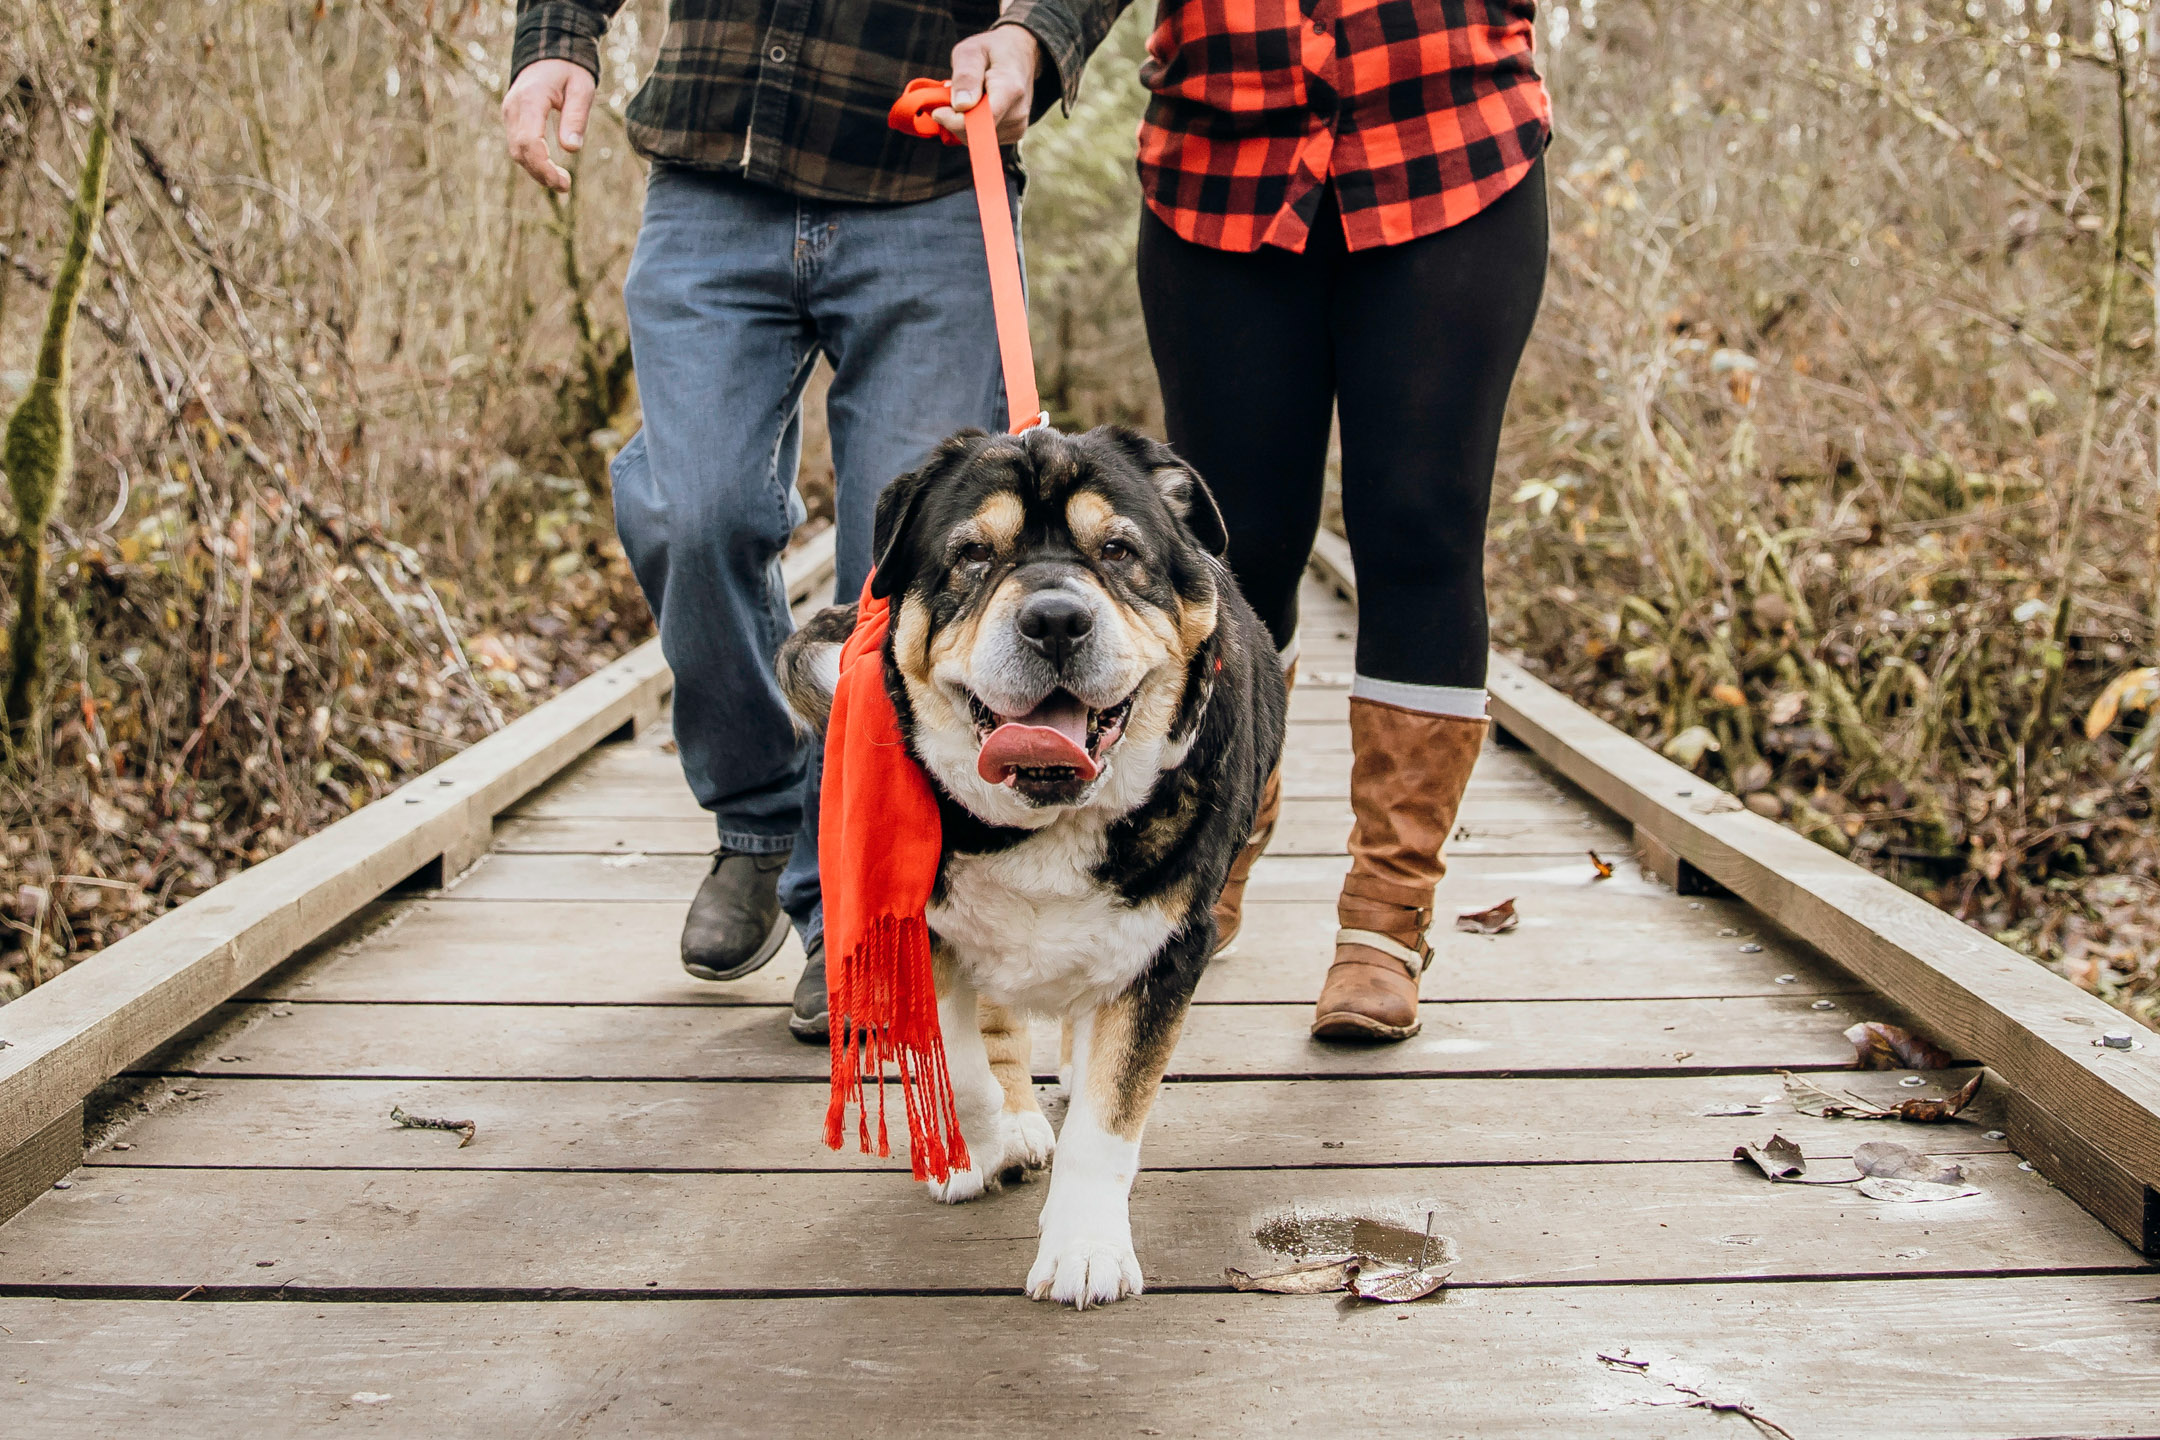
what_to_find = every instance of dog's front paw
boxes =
[1025,1219,1144,1308]
[925,1165,989,1205]
[1003,1109,1055,1171]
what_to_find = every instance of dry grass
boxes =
[0,0,657,994]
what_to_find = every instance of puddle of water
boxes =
[1252,1201,1462,1269]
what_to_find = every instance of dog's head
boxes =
[874,425,1227,826]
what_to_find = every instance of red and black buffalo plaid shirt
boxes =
[1136,0,1552,252]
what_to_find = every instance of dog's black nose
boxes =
[1016,590,1094,670]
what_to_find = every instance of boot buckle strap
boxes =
[1335,927,1432,979]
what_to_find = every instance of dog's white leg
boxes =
[1027,996,1171,1308]
[923,964,1006,1205]
[980,999,1054,1171]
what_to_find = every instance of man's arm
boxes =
[994,0,1135,119]
[503,0,626,191]
[938,0,1135,143]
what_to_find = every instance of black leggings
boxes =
[1136,158,1548,690]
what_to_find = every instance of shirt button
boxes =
[768,45,787,61]
[1311,18,1324,32]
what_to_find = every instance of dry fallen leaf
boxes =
[1224,1256,1364,1294]
[1588,849,1614,880]
[1852,1141,1964,1186]
[390,1104,476,1148]
[2084,667,2160,739]
[1845,1021,1954,1070]
[1765,691,1807,725]
[1889,1072,1984,1123]
[1456,897,1519,935]
[1733,1134,1807,1181]
[1856,1176,1981,1203]
[1347,1265,1450,1303]
[1782,1069,1984,1123]
[1710,682,1749,708]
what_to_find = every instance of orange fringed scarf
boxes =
[818,576,970,1183]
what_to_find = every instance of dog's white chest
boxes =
[927,817,1176,1015]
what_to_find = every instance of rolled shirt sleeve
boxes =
[996,0,1132,117]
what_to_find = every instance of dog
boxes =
[778,424,1287,1308]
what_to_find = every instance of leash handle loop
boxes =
[887,79,1045,434]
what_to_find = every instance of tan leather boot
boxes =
[1312,701,1488,1042]
[1211,661,1295,955]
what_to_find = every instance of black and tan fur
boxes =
[779,424,1286,1307]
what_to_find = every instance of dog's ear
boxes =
[870,430,986,600]
[1099,427,1229,557]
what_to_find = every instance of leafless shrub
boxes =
[1,0,655,991]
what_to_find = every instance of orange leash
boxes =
[888,78,1046,434]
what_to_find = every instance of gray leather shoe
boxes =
[681,849,790,982]
[789,934,828,1043]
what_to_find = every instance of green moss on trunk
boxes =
[2,0,117,745]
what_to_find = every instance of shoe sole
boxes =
[1310,1011,1421,1042]
[787,1010,829,1044]
[682,909,791,983]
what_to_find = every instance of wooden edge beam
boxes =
[1308,529,2160,1256]
[0,1104,81,1227]
[0,530,839,1168]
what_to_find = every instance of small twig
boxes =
[391,1104,476,1147]
[1597,1353,1797,1440]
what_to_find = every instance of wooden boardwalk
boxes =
[4,578,2158,1436]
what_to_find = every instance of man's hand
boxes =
[935,25,1042,144]
[503,58,597,192]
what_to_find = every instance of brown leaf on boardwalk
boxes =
[1455,897,1518,935]
[1856,1175,1981,1203]
[1225,1256,1365,1294]
[1781,1069,1983,1123]
[1588,849,1615,880]
[1891,1072,1984,1123]
[1347,1265,1450,1303]
[1733,1133,1807,1180]
[1852,1141,1964,1186]
[1845,1021,1954,1070]
[390,1104,476,1148]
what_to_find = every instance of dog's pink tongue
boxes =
[976,693,1098,784]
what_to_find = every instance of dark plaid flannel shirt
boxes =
[511,0,1119,203]
[1138,0,1551,252]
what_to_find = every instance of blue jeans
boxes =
[613,164,1010,943]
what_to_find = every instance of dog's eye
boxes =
[958,542,994,566]
[1100,539,1135,563]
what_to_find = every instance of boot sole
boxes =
[682,910,791,983]
[1311,1011,1422,1043]
[787,1009,829,1044]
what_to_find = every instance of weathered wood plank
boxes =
[9,1280,2160,1438]
[147,994,1869,1081]
[0,1283,2150,1439]
[79,1073,2009,1173]
[1309,532,2160,1239]
[439,849,1660,906]
[503,767,1591,823]
[490,803,1626,858]
[0,1152,2126,1292]
[240,890,1847,1007]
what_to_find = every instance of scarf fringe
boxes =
[823,912,972,1183]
